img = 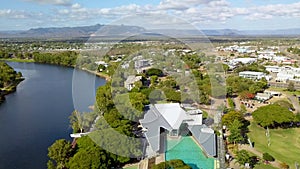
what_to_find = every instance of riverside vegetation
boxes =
[0,62,23,103]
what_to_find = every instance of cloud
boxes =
[24,0,72,6]
[243,2,300,20]
[71,3,81,9]
[157,0,218,10]
[0,9,34,19]
[6,0,300,30]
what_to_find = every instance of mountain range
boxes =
[0,24,300,38]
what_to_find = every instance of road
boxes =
[286,94,300,113]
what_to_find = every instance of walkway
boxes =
[217,136,226,169]
[286,94,300,113]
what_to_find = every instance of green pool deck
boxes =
[165,136,215,169]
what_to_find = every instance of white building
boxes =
[265,66,281,73]
[255,93,272,101]
[276,66,300,82]
[272,56,289,63]
[230,58,257,65]
[95,61,108,67]
[239,71,270,81]
[124,75,142,90]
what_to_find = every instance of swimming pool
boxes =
[165,136,215,169]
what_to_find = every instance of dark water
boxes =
[0,62,106,169]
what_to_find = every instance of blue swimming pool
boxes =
[165,136,214,169]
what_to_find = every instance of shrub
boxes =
[263,153,275,162]
[279,162,289,169]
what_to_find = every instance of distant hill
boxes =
[0,24,146,38]
[0,24,300,38]
[238,28,300,36]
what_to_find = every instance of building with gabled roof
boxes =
[139,103,216,158]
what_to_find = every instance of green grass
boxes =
[254,163,279,169]
[268,86,300,96]
[248,123,300,169]
[0,58,34,63]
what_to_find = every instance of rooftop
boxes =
[139,103,216,157]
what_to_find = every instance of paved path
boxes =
[233,97,241,111]
[286,94,300,113]
[217,137,226,169]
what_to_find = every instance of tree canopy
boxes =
[222,111,244,127]
[235,150,251,166]
[252,104,296,128]
[262,153,275,162]
[0,62,22,88]
[47,139,74,169]
[146,68,163,77]
[228,119,244,145]
[152,159,192,169]
[33,51,77,67]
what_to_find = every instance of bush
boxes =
[263,153,275,162]
[279,162,289,169]
[146,68,163,77]
[153,159,191,169]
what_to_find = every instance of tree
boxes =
[240,104,247,114]
[163,87,181,102]
[227,98,235,110]
[149,89,166,103]
[226,86,233,97]
[263,153,275,162]
[68,148,112,169]
[252,104,296,128]
[150,75,158,86]
[69,110,89,133]
[223,63,230,72]
[47,139,74,169]
[235,150,251,166]
[97,64,106,72]
[146,68,163,77]
[287,81,295,92]
[96,83,114,113]
[222,111,244,127]
[239,91,255,100]
[153,159,192,169]
[228,119,244,145]
[0,62,23,88]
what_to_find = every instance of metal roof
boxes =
[139,103,215,157]
[188,125,217,157]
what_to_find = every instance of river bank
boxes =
[0,62,106,169]
[2,58,111,81]
[0,61,25,104]
[0,78,24,104]
[81,68,111,81]
[0,58,34,63]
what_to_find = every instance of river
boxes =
[0,62,106,169]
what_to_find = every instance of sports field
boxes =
[248,123,300,168]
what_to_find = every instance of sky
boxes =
[0,0,300,31]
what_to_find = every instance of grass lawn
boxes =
[248,123,300,169]
[254,163,279,169]
[0,58,34,63]
[268,86,300,96]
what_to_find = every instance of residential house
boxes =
[124,75,142,91]
[139,103,216,158]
